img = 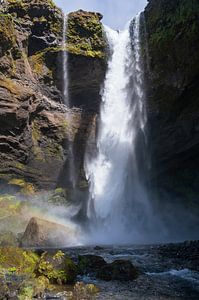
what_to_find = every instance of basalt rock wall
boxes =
[143,0,199,215]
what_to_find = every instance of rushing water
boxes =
[85,14,159,244]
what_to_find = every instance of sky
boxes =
[54,0,148,29]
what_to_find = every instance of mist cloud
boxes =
[54,0,147,29]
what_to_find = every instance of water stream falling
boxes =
[62,13,76,189]
[62,13,69,106]
[85,14,156,244]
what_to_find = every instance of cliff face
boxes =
[144,0,199,211]
[0,0,106,192]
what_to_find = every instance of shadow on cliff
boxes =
[57,111,97,227]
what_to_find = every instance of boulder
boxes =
[97,260,139,281]
[78,255,107,275]
[20,217,76,247]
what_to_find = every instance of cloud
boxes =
[54,0,147,29]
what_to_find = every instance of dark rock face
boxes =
[0,1,106,191]
[143,0,199,216]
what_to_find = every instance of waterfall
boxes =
[62,13,76,189]
[62,13,69,106]
[85,14,156,244]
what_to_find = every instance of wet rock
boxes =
[20,217,77,248]
[78,254,107,275]
[94,245,104,250]
[97,260,139,281]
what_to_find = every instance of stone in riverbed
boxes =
[78,254,107,275]
[20,217,76,248]
[97,260,139,281]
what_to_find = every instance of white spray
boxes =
[85,14,159,244]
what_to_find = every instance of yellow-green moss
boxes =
[0,76,22,95]
[8,178,36,195]
[37,251,78,284]
[0,14,16,53]
[66,11,106,59]
[14,162,26,171]
[0,194,22,219]
[30,53,44,76]
[18,286,34,300]
[0,247,39,275]
[19,275,51,299]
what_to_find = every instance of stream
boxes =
[46,240,199,299]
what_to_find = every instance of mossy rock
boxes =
[6,0,27,18]
[36,251,78,284]
[67,10,106,58]
[7,0,57,17]
[0,14,17,57]
[48,188,68,206]
[8,178,36,196]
